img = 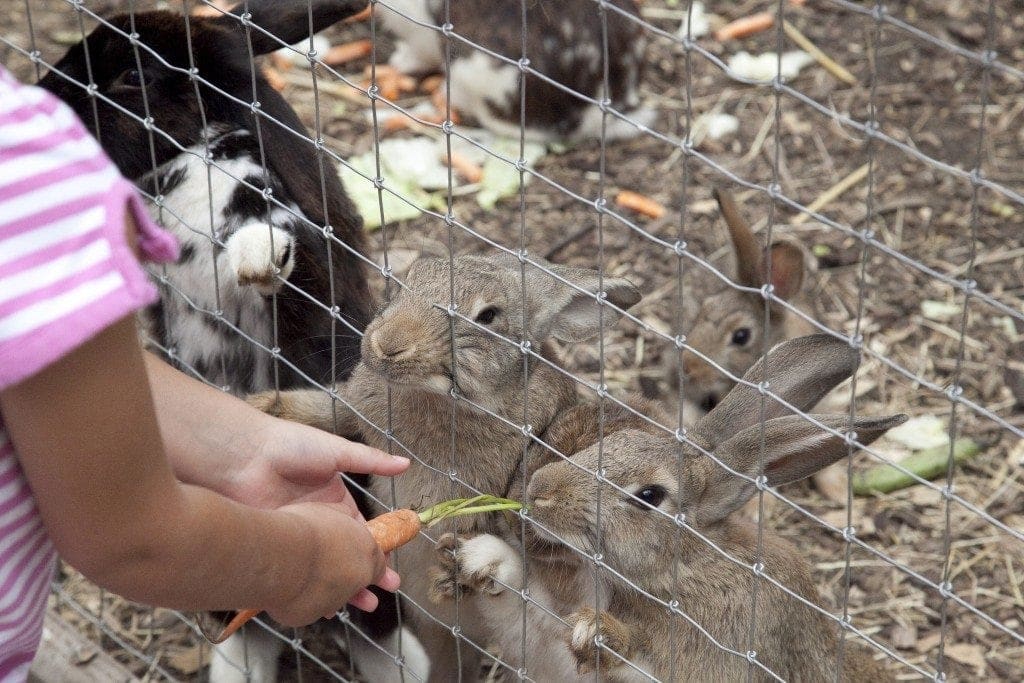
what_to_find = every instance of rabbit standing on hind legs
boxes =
[39,0,373,396]
[435,335,904,681]
[249,253,643,682]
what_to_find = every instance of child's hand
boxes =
[231,422,410,512]
[267,501,389,627]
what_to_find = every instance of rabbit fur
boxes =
[432,335,904,681]
[248,252,642,681]
[377,0,655,141]
[38,0,373,395]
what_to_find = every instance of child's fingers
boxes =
[376,566,401,593]
[348,588,379,612]
[334,440,410,476]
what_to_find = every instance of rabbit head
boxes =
[360,253,640,412]
[38,1,367,195]
[675,189,806,414]
[527,334,906,587]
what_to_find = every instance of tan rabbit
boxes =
[248,253,641,682]
[670,188,811,414]
[672,189,868,509]
[427,396,665,681]
[430,335,903,681]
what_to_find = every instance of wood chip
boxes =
[892,623,918,650]
[915,631,942,653]
[945,642,987,675]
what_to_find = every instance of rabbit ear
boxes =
[221,0,369,54]
[527,261,641,343]
[767,241,804,301]
[714,187,762,289]
[693,334,859,446]
[693,413,907,524]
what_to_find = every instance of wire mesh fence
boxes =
[2,0,1022,680]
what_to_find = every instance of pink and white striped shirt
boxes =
[0,67,177,679]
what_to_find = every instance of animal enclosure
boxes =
[2,0,1023,680]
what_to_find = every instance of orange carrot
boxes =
[714,12,775,42]
[443,151,484,183]
[197,496,521,644]
[615,190,667,219]
[323,39,373,66]
[367,507,422,551]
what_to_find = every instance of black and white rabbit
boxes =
[378,0,654,141]
[39,0,373,396]
[38,2,427,682]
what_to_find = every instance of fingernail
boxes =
[391,455,410,465]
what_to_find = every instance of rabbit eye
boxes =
[629,485,667,510]
[730,327,751,346]
[115,68,146,88]
[474,306,500,325]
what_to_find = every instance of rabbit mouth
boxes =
[524,517,590,557]
[362,355,454,392]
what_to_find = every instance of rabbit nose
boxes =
[370,328,417,360]
[682,355,708,377]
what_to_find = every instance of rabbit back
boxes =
[383,0,652,140]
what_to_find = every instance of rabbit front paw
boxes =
[246,390,286,417]
[226,223,295,295]
[567,608,631,676]
[429,533,521,602]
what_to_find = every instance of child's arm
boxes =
[0,315,389,627]
[143,352,405,511]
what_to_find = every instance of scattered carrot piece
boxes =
[615,190,667,219]
[429,86,462,124]
[420,74,445,94]
[360,65,418,102]
[263,66,287,92]
[323,39,373,66]
[382,116,413,134]
[788,0,807,6]
[269,51,294,72]
[344,4,373,23]
[197,496,523,644]
[443,151,484,183]
[190,0,236,17]
[714,12,775,42]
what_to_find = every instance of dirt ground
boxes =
[2,0,1022,680]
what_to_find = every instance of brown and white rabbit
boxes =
[37,3,409,682]
[249,252,642,681]
[38,0,373,396]
[377,0,654,141]
[434,335,903,681]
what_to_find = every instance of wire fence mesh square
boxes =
[2,0,1022,680]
